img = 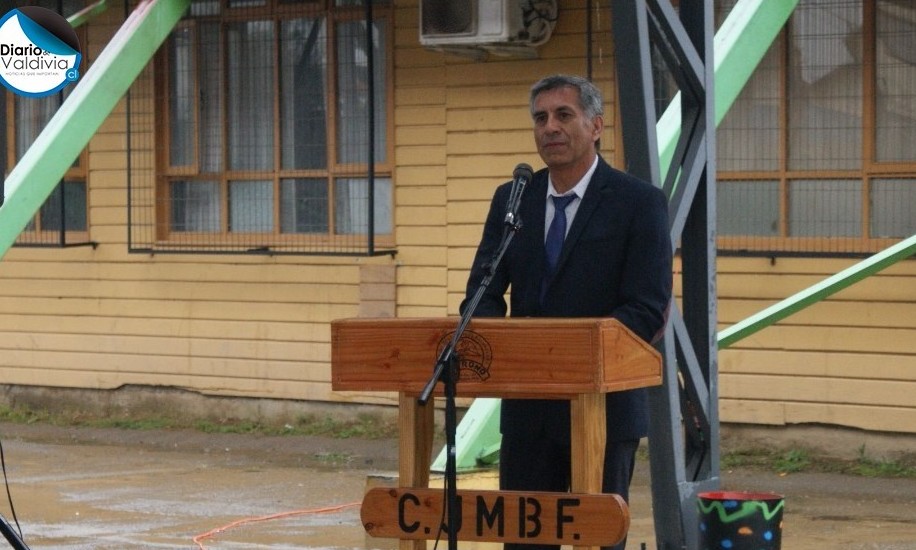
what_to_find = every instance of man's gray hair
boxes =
[529,74,604,120]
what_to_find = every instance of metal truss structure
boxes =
[611,1,719,548]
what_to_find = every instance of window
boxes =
[715,0,916,255]
[10,0,89,247]
[143,0,393,254]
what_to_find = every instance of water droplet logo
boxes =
[0,7,81,97]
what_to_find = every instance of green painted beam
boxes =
[718,234,916,349]
[68,0,109,28]
[0,0,189,259]
[658,0,799,180]
[431,397,501,473]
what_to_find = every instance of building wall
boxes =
[0,0,912,434]
[716,256,916,433]
[0,2,399,407]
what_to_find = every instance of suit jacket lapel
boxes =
[519,172,549,276]
[553,159,610,273]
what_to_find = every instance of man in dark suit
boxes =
[461,74,673,550]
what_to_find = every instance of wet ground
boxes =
[0,422,913,549]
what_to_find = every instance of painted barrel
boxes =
[697,491,784,550]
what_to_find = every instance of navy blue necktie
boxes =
[544,194,576,276]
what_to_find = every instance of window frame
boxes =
[153,0,395,252]
[716,0,915,255]
[8,2,90,248]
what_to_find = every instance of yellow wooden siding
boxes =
[721,349,912,380]
[720,400,916,432]
[722,374,912,409]
[717,273,916,302]
[0,294,357,324]
[717,256,916,433]
[393,0,449,319]
[358,265,396,318]
[720,299,916,328]
[0,276,358,304]
[0,250,379,401]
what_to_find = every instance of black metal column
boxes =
[611,1,718,548]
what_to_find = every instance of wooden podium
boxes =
[331,317,662,550]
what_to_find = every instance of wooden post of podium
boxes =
[332,317,662,550]
[571,392,607,496]
[398,392,434,550]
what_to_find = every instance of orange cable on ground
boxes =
[192,501,361,549]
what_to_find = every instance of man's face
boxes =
[532,86,602,173]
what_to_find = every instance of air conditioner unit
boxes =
[419,0,556,49]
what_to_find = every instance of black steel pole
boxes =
[0,515,29,550]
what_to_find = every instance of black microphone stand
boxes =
[418,206,523,550]
[0,515,29,550]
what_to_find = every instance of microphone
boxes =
[504,163,533,228]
